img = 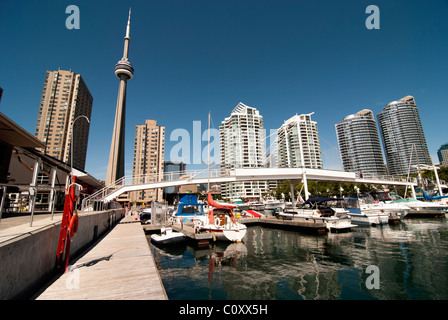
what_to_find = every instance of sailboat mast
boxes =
[207,111,211,193]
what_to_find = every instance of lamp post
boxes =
[70,115,90,176]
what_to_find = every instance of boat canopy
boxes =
[179,193,200,204]
[303,197,343,204]
[176,193,205,216]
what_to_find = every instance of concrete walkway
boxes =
[0,212,63,244]
[34,216,167,300]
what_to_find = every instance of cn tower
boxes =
[106,9,134,185]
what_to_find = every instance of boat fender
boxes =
[194,220,202,234]
[68,213,79,237]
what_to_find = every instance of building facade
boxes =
[277,113,323,169]
[335,109,386,176]
[34,69,93,171]
[437,143,448,167]
[130,119,165,203]
[377,96,432,176]
[219,102,269,199]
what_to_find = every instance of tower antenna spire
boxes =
[126,8,131,39]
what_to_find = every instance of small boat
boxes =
[344,196,389,226]
[242,209,264,218]
[150,227,186,245]
[139,208,152,224]
[195,193,247,242]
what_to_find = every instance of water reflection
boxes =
[149,218,448,300]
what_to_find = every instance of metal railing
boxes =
[81,169,225,211]
[354,172,419,184]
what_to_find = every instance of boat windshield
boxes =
[181,205,203,214]
[390,194,403,201]
[370,192,393,202]
[358,194,375,204]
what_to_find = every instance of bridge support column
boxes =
[302,170,309,201]
[411,184,417,199]
[289,181,296,208]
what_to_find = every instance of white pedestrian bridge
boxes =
[81,167,425,210]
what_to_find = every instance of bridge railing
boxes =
[355,172,418,183]
[81,169,225,211]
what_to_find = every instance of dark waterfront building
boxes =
[437,143,448,166]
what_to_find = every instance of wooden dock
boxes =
[34,216,167,300]
[241,217,327,235]
[143,222,213,247]
[406,210,447,218]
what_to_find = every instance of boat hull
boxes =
[209,225,247,242]
[347,212,389,225]
[151,232,186,245]
[280,211,356,232]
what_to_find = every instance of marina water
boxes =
[148,217,448,300]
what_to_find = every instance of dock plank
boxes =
[35,219,167,300]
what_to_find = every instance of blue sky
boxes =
[1,0,447,180]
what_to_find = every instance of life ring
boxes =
[69,214,79,237]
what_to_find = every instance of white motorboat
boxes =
[248,201,265,211]
[150,227,186,245]
[344,196,389,226]
[368,192,411,221]
[392,195,448,213]
[263,197,285,212]
[139,207,152,224]
[279,197,357,232]
[195,193,247,242]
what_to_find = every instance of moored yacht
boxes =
[344,196,389,226]
[195,193,247,242]
[263,197,285,214]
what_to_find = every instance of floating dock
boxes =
[241,217,327,235]
[406,210,447,218]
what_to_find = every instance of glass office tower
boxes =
[377,96,432,175]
